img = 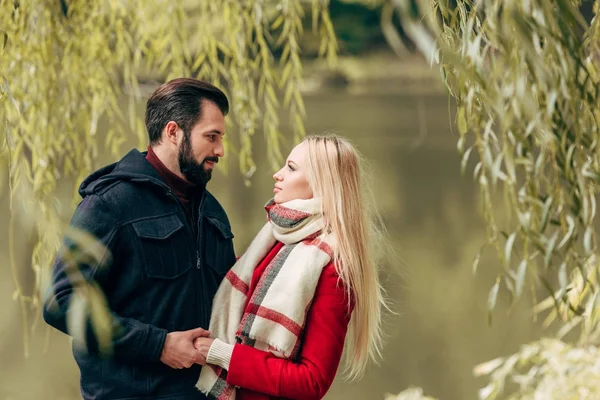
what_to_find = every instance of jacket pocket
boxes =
[205,216,236,276]
[133,214,192,279]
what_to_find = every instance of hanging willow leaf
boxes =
[558,261,568,293]
[472,245,484,274]
[544,232,559,268]
[504,232,517,267]
[395,1,600,396]
[0,0,338,354]
[556,316,583,339]
[461,145,474,175]
[457,105,468,135]
[0,29,7,52]
[540,196,554,233]
[584,226,594,255]
[515,259,527,297]
[557,215,576,250]
[66,292,88,352]
[88,282,114,356]
[488,278,500,325]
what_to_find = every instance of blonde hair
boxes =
[303,134,386,380]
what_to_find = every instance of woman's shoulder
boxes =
[320,261,339,280]
[314,262,354,316]
[318,262,352,297]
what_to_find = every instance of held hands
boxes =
[160,327,211,369]
[193,337,215,361]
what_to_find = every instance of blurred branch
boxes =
[381,1,411,57]
[474,338,600,400]
[385,387,438,400]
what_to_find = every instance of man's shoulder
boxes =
[94,179,149,205]
[85,180,169,225]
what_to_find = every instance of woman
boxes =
[195,135,385,400]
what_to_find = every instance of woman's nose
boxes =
[273,172,283,181]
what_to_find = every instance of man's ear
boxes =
[163,121,181,145]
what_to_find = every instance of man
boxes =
[43,78,237,400]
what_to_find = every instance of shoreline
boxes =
[135,51,446,97]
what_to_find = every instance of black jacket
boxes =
[43,149,236,400]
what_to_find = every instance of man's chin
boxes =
[204,160,217,169]
[181,171,211,186]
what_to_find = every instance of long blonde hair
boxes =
[303,134,386,380]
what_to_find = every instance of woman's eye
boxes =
[288,164,295,171]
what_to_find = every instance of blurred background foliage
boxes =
[396,0,600,399]
[2,0,599,399]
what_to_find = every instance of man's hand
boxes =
[160,327,211,369]
[193,337,215,362]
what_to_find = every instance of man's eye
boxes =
[208,135,216,141]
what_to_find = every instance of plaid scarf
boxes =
[196,198,334,399]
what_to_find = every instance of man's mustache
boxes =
[203,157,219,164]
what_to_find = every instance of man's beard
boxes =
[178,132,218,186]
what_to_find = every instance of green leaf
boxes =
[457,106,468,135]
[582,168,600,183]
[515,260,527,297]
[472,248,482,274]
[89,284,115,356]
[584,227,594,255]
[457,136,465,153]
[540,196,553,233]
[66,292,88,352]
[491,152,507,186]
[558,262,568,292]
[557,216,575,249]
[0,29,7,52]
[461,146,474,175]
[504,232,517,266]
[488,278,500,325]
[544,232,558,268]
[271,15,285,30]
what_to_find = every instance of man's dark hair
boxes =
[145,78,229,144]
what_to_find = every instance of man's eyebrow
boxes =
[205,129,224,136]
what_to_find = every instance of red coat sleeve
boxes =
[226,264,352,399]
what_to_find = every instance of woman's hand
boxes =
[193,337,215,362]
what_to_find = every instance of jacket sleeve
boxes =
[225,265,352,400]
[42,194,167,362]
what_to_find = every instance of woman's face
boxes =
[272,142,313,204]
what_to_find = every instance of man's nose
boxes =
[214,141,224,158]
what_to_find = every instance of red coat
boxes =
[225,242,352,400]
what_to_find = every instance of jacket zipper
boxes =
[165,189,206,329]
[196,191,207,328]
